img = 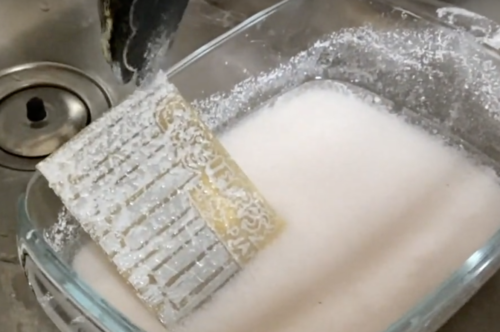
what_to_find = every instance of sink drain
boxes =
[0,87,88,158]
[0,62,112,171]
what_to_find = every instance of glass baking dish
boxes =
[16,0,500,331]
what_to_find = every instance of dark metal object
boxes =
[99,0,190,85]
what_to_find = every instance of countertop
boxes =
[1,0,500,331]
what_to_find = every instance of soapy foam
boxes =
[73,86,500,332]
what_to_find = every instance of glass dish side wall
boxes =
[170,0,397,101]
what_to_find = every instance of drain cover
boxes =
[0,87,88,158]
[0,62,112,171]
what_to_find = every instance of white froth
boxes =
[44,208,80,253]
[73,86,500,332]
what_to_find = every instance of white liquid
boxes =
[73,86,500,332]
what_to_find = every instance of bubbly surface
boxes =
[74,87,500,332]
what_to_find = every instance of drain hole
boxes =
[26,97,47,122]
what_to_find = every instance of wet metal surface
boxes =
[2,0,500,331]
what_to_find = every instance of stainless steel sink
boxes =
[2,0,500,331]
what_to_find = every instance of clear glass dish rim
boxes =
[18,0,500,331]
[167,0,290,77]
